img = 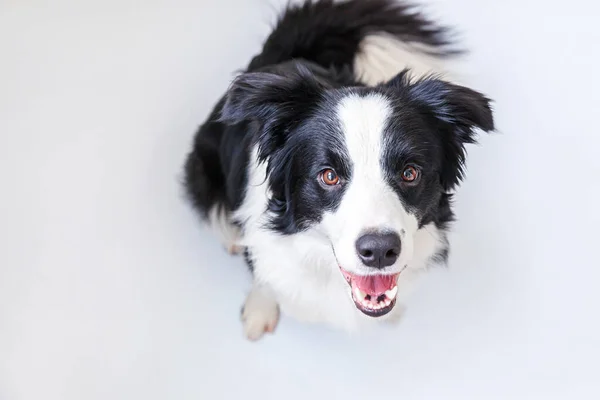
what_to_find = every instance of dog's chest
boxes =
[246,230,379,330]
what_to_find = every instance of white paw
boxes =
[241,287,280,341]
[207,206,244,255]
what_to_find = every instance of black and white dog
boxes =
[183,0,494,340]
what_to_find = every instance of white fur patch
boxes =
[354,33,451,85]
[207,205,242,254]
[323,93,418,276]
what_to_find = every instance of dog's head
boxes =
[220,62,494,317]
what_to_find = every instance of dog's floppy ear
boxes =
[219,63,327,234]
[219,63,325,161]
[388,72,495,190]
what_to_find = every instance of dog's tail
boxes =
[247,0,458,85]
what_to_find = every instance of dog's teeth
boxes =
[385,286,398,299]
[354,287,367,300]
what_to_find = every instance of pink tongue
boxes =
[352,274,398,295]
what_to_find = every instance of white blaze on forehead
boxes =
[333,92,398,232]
[336,93,391,180]
[328,92,418,274]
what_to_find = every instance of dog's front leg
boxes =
[240,282,280,341]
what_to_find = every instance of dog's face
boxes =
[221,63,494,317]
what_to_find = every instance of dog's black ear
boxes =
[407,77,494,133]
[219,63,325,161]
[219,63,327,234]
[388,73,495,190]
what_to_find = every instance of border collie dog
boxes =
[184,0,494,340]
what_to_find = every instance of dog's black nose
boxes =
[355,232,401,268]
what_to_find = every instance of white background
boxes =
[1,0,598,399]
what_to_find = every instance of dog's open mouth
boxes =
[340,268,399,317]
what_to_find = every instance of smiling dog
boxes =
[183,0,494,340]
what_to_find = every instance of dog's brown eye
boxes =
[401,166,419,183]
[320,169,339,186]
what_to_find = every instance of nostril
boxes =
[361,250,373,258]
[385,249,398,259]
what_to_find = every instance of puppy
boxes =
[183,0,494,340]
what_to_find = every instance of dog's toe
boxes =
[227,243,245,255]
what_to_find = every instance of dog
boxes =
[183,0,495,340]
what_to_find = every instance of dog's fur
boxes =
[183,0,495,340]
